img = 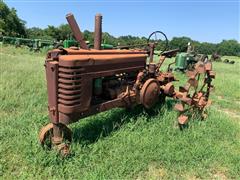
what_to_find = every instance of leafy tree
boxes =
[0,1,26,37]
[44,25,60,41]
[217,40,240,56]
[58,24,72,40]
[1,1,239,56]
[26,27,46,39]
[169,37,192,51]
[195,42,217,55]
[102,32,117,46]
[83,30,94,43]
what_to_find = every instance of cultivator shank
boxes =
[174,61,215,127]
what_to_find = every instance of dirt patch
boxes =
[184,174,200,180]
[136,164,167,179]
[213,106,240,121]
[211,168,228,180]
[212,172,227,180]
[219,108,240,119]
[216,96,240,105]
[217,95,225,100]
[222,109,240,119]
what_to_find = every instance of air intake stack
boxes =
[66,13,89,49]
[94,13,102,50]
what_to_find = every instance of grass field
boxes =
[0,45,240,179]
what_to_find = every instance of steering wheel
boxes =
[147,31,168,54]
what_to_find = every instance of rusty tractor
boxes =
[211,53,235,64]
[39,13,215,155]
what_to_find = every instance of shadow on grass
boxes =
[72,98,177,145]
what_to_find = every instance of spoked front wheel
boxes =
[39,123,72,156]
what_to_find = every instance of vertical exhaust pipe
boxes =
[66,13,89,49]
[94,13,102,50]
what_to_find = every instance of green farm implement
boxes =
[174,43,208,71]
[0,36,56,51]
[55,38,114,49]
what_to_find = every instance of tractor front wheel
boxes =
[39,123,72,156]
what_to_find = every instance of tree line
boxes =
[1,1,239,56]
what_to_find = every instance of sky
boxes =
[4,0,240,43]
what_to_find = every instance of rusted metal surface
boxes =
[174,103,184,112]
[39,13,215,155]
[140,79,160,109]
[45,61,59,123]
[48,48,148,57]
[94,13,102,50]
[39,123,72,155]
[148,43,155,63]
[174,61,215,125]
[66,13,88,49]
[39,123,53,147]
[178,114,188,125]
[163,83,174,96]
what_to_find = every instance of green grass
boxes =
[0,45,240,179]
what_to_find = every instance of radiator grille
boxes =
[58,66,84,106]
